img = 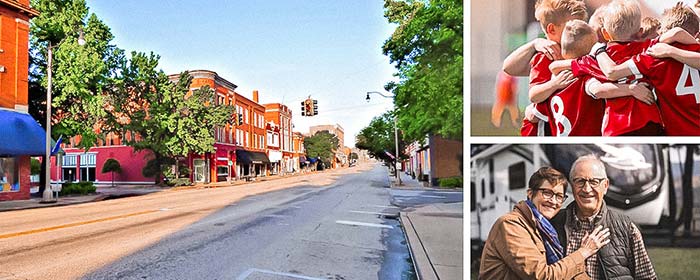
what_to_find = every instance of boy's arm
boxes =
[647,43,700,69]
[595,52,634,81]
[659,27,698,45]
[529,70,575,103]
[549,59,574,75]
[586,79,655,105]
[503,38,561,76]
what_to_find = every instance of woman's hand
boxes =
[578,225,611,259]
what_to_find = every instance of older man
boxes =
[551,154,657,280]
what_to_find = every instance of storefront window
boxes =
[0,157,19,192]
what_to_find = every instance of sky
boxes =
[87,0,398,147]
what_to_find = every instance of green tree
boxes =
[30,0,123,149]
[29,0,123,194]
[355,111,405,164]
[103,54,235,184]
[304,131,339,166]
[101,158,121,187]
[382,0,463,141]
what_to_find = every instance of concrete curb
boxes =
[400,212,439,280]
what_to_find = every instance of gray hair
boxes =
[569,154,607,180]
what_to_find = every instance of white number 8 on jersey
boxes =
[551,96,572,136]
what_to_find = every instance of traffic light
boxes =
[301,101,306,116]
[304,99,313,116]
[238,113,243,125]
[313,99,318,116]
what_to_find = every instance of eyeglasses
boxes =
[538,188,568,203]
[572,177,606,188]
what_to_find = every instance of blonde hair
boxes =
[603,0,642,41]
[535,0,589,29]
[561,20,597,59]
[661,2,700,36]
[638,17,661,40]
[589,5,608,42]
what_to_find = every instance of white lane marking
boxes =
[335,220,393,229]
[350,210,388,215]
[236,268,324,280]
[366,205,398,208]
[262,214,288,218]
[290,206,302,209]
[420,195,446,199]
[159,208,171,211]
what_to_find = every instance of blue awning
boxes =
[0,109,47,156]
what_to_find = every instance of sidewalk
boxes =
[0,163,373,213]
[392,171,464,280]
[0,185,167,212]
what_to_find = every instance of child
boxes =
[491,71,520,128]
[636,17,661,41]
[542,19,653,136]
[514,0,588,136]
[597,3,700,135]
[553,0,666,136]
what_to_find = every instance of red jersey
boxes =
[545,73,605,136]
[520,102,550,136]
[630,43,700,135]
[573,40,662,136]
[522,52,553,136]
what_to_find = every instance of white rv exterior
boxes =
[471,144,670,244]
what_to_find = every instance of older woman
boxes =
[479,167,610,279]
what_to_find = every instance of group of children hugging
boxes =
[503,0,700,136]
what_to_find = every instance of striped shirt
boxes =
[566,210,656,280]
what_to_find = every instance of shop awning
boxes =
[0,110,47,156]
[236,150,270,164]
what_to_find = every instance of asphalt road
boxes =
[0,163,415,280]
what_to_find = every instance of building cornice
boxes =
[0,0,39,18]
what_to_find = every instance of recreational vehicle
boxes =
[471,144,675,247]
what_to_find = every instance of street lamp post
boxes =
[42,32,86,203]
[366,91,401,186]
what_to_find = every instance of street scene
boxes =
[0,162,463,280]
[0,0,463,279]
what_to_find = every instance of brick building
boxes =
[176,70,238,183]
[406,135,463,186]
[264,103,295,174]
[235,90,269,178]
[0,0,41,201]
[309,124,347,167]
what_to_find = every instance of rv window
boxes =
[471,182,476,211]
[489,159,495,194]
[481,179,485,199]
[508,162,526,190]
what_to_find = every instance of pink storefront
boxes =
[51,146,154,185]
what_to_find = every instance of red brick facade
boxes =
[0,0,38,201]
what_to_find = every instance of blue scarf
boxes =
[526,199,565,264]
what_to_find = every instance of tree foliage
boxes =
[303,131,339,164]
[355,111,405,163]
[29,0,123,148]
[103,53,235,183]
[101,158,121,187]
[382,0,463,141]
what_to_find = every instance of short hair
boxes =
[660,2,700,35]
[529,166,569,193]
[589,5,608,42]
[535,0,589,29]
[569,154,607,180]
[561,20,597,58]
[638,17,661,40]
[603,0,642,41]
